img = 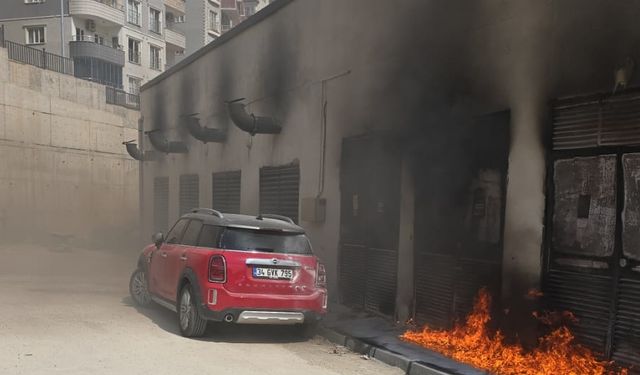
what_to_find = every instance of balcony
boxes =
[69,0,125,26]
[165,0,185,14]
[165,28,186,49]
[69,36,125,66]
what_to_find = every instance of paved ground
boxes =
[0,244,402,375]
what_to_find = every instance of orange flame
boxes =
[401,288,628,375]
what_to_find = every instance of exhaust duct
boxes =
[227,99,281,135]
[123,140,157,161]
[145,129,188,154]
[183,114,226,143]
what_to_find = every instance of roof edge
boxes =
[141,0,296,92]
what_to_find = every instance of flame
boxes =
[402,288,628,375]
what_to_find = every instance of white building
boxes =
[0,0,188,94]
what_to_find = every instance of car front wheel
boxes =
[129,268,152,307]
[178,284,207,337]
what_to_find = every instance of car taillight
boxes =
[316,262,326,287]
[209,255,226,283]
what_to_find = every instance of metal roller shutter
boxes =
[546,90,640,371]
[153,177,169,233]
[212,171,241,213]
[259,164,300,223]
[179,174,199,215]
[339,244,367,309]
[552,90,640,150]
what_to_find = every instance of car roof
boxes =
[180,209,306,234]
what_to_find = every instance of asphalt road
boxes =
[0,243,402,375]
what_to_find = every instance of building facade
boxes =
[0,0,187,93]
[138,0,640,370]
[182,0,221,58]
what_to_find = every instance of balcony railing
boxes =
[90,0,123,10]
[72,34,122,50]
[70,36,125,66]
[222,23,232,32]
[5,40,74,75]
[106,86,140,109]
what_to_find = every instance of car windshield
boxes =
[219,228,312,255]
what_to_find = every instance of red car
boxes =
[129,209,327,337]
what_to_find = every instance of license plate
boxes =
[253,267,293,280]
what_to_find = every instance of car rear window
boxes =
[219,228,312,255]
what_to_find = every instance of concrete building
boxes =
[220,0,271,33]
[0,42,139,248]
[0,0,187,93]
[182,0,221,58]
[138,0,640,369]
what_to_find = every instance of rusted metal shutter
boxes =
[153,177,169,233]
[545,270,612,352]
[259,164,300,223]
[613,277,640,368]
[415,253,501,329]
[212,171,241,213]
[179,174,199,216]
[552,91,640,150]
[339,244,367,309]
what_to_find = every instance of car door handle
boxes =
[180,255,187,262]
[160,252,167,258]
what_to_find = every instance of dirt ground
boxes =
[0,244,402,375]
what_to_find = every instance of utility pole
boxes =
[60,0,64,57]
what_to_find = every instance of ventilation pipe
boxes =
[145,129,188,154]
[123,140,157,161]
[227,99,281,135]
[182,113,226,143]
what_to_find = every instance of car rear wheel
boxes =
[178,284,207,337]
[129,269,152,307]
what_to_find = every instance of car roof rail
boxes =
[257,214,295,224]
[191,208,224,219]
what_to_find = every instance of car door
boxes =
[165,219,203,302]
[152,219,189,300]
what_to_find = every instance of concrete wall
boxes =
[139,0,640,311]
[0,46,140,248]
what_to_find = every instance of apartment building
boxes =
[0,0,187,93]
[220,0,271,33]
[181,0,221,58]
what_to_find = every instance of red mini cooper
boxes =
[129,209,327,337]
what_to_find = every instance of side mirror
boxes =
[152,232,164,248]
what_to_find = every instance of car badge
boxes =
[272,258,278,265]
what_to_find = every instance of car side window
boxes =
[165,219,189,244]
[198,225,223,248]
[181,220,203,246]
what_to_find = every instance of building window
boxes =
[209,10,218,31]
[149,8,162,34]
[222,14,232,31]
[128,38,140,64]
[127,0,140,26]
[244,4,256,16]
[25,26,45,45]
[150,45,161,70]
[128,77,142,95]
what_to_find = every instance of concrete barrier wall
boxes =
[0,47,140,248]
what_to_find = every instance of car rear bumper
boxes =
[198,286,327,324]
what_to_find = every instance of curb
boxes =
[318,326,455,375]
